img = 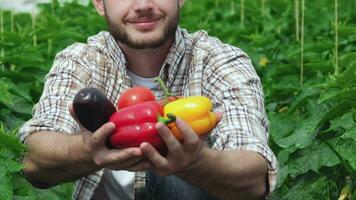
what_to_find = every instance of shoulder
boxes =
[48,32,114,82]
[181,29,249,61]
[54,31,110,62]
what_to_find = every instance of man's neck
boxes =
[119,38,174,78]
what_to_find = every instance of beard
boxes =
[104,7,180,49]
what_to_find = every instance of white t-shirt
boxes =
[92,70,158,200]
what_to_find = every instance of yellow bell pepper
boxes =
[163,96,218,140]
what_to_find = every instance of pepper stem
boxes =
[158,113,176,124]
[154,77,173,99]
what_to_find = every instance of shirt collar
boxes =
[87,31,128,79]
[91,28,186,86]
[105,32,128,78]
[161,28,186,87]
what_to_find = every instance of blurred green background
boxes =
[0,0,355,199]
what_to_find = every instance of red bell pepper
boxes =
[109,101,175,149]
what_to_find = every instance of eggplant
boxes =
[73,87,116,133]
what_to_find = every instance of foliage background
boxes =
[0,0,355,199]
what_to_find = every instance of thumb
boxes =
[91,122,116,146]
[215,111,223,122]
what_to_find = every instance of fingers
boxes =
[215,111,223,122]
[156,122,184,153]
[174,118,200,150]
[91,122,115,146]
[104,148,143,162]
[93,147,145,168]
[106,152,150,172]
[140,142,168,168]
[107,156,143,169]
[141,119,206,176]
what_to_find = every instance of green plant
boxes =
[0,0,355,199]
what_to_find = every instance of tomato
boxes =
[117,86,156,109]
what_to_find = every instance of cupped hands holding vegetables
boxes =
[72,78,221,173]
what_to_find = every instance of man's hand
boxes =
[140,117,208,176]
[69,104,151,172]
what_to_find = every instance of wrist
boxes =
[67,135,100,171]
[177,147,215,177]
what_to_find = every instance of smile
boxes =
[128,18,161,30]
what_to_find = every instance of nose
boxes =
[132,0,154,12]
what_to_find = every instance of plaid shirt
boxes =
[19,28,278,200]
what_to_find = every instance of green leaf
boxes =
[318,102,353,127]
[0,71,36,82]
[318,87,342,103]
[0,32,22,47]
[288,85,321,113]
[273,176,336,200]
[0,125,25,157]
[338,26,356,37]
[352,189,356,200]
[11,174,38,200]
[7,96,33,116]
[328,112,355,132]
[0,111,26,130]
[303,62,333,74]
[269,112,301,151]
[340,52,356,68]
[273,100,328,149]
[0,171,12,200]
[342,125,356,141]
[3,54,45,67]
[287,140,340,178]
[335,138,356,171]
[3,160,23,173]
[0,79,13,106]
[335,62,356,88]
[318,88,356,105]
[304,41,334,53]
[277,165,289,188]
[275,118,319,148]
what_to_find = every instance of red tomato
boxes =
[117,87,156,109]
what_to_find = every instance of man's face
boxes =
[102,0,182,49]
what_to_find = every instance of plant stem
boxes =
[334,0,339,75]
[300,0,304,85]
[52,0,55,15]
[47,39,52,58]
[295,0,300,41]
[10,11,14,33]
[154,77,173,99]
[158,114,176,125]
[240,0,245,27]
[261,0,265,17]
[215,0,220,8]
[231,2,235,15]
[0,9,4,60]
[32,14,37,46]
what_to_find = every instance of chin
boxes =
[129,34,167,47]
[132,29,163,39]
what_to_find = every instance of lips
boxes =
[131,19,160,30]
[127,17,162,31]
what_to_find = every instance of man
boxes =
[20,0,278,199]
